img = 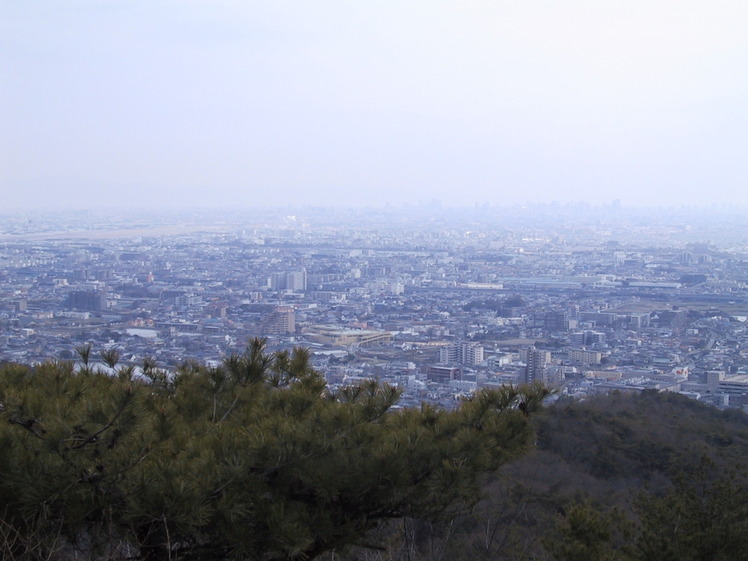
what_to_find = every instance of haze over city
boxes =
[3,1,748,210]
[5,4,748,560]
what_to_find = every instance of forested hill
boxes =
[393,390,748,561]
[535,390,748,487]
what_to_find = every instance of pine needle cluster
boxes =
[0,339,549,561]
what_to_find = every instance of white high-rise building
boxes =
[522,347,551,384]
[286,270,307,292]
[439,342,484,366]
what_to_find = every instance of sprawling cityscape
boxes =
[2,204,748,409]
[5,1,748,557]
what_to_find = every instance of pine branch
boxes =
[69,389,133,450]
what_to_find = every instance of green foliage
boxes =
[0,339,548,561]
[496,391,748,561]
[534,390,748,482]
[545,502,633,561]
[372,390,748,561]
[633,464,748,561]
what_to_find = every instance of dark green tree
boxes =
[0,339,549,561]
[545,502,632,561]
[634,466,748,561]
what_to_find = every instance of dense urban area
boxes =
[3,203,748,410]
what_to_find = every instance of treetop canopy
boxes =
[0,338,549,561]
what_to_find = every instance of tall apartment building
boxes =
[285,270,307,292]
[568,348,603,365]
[66,290,107,312]
[544,311,570,332]
[269,270,307,292]
[570,330,606,346]
[439,342,484,366]
[262,306,295,335]
[268,272,287,290]
[522,347,551,384]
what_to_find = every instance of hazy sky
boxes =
[2,1,748,210]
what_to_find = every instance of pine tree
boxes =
[0,339,549,561]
